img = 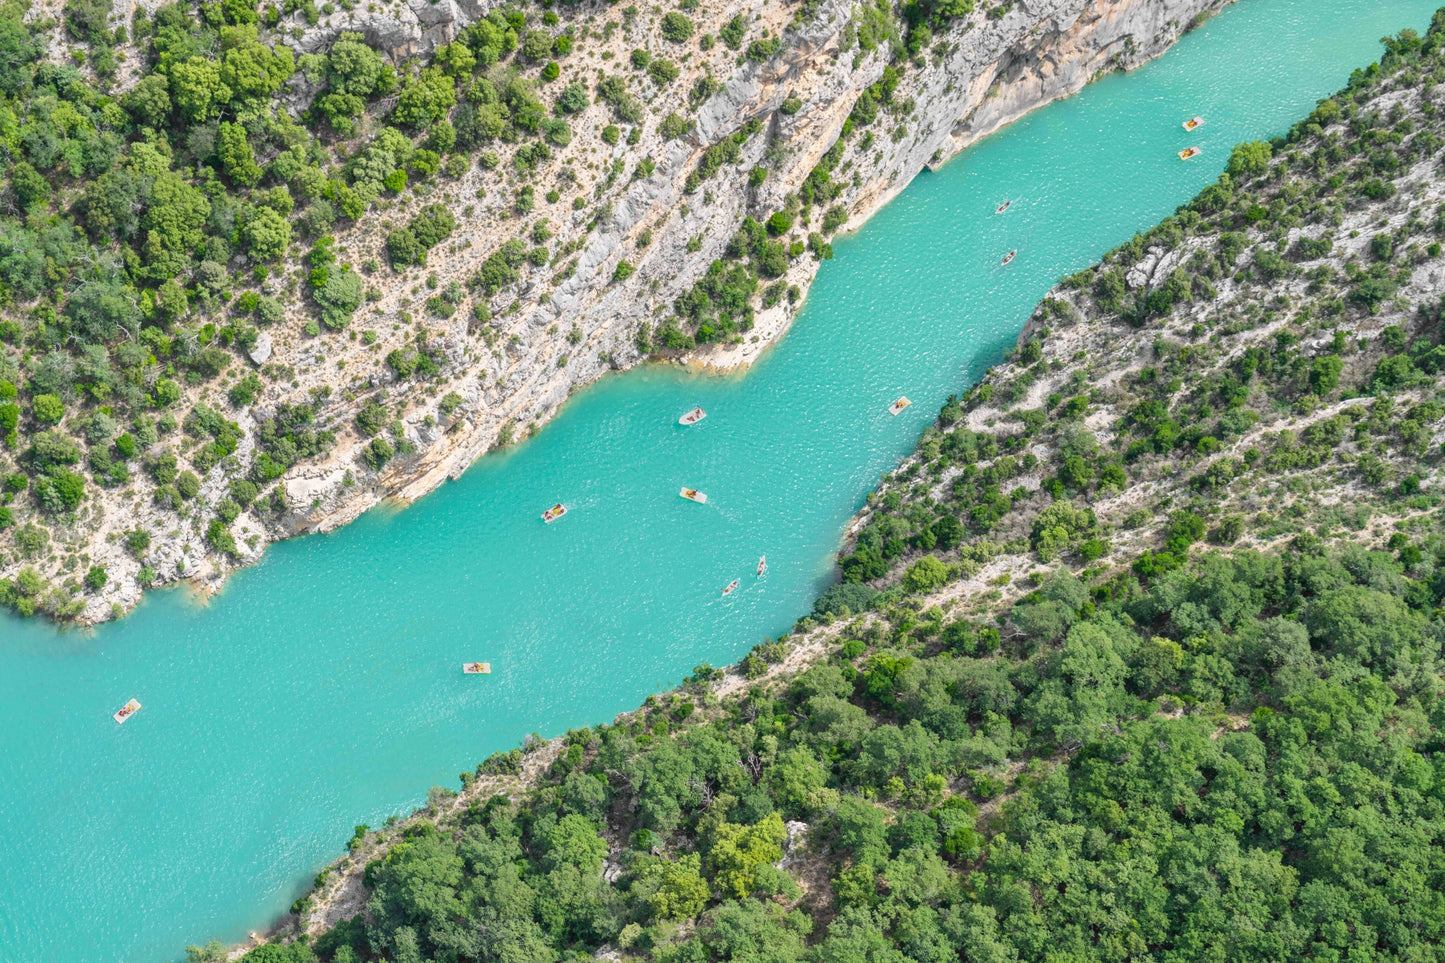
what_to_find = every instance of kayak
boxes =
[1001,250,1016,266]
[463,662,491,674]
[1178,146,1201,160]
[113,698,141,724]
[722,579,740,596]
[757,556,766,576]
[1183,116,1204,131]
[994,199,1010,215]
[889,397,911,416]
[679,407,706,426]
[680,488,708,504]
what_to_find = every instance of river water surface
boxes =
[1,1,1437,958]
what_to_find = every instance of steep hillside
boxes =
[196,17,1445,963]
[833,15,1445,610]
[0,0,1224,622]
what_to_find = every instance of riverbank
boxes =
[0,0,1228,625]
[685,0,1234,374]
[235,555,1031,958]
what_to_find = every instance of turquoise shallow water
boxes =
[1,1,1438,959]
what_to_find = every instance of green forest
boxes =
[198,13,1445,963]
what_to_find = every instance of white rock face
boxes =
[249,331,273,366]
[776,819,811,870]
[292,0,508,60]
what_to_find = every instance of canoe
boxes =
[542,503,567,523]
[1001,250,1016,266]
[680,488,708,504]
[463,662,491,674]
[889,397,911,416]
[994,199,1010,215]
[722,579,740,596]
[679,407,706,426]
[113,698,141,724]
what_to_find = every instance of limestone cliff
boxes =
[283,0,1231,529]
[15,0,1230,622]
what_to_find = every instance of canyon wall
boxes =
[58,0,1233,620]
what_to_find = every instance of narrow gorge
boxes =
[1,1,1431,960]
[0,0,1225,621]
[219,13,1445,962]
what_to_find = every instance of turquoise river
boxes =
[0,1,1437,958]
